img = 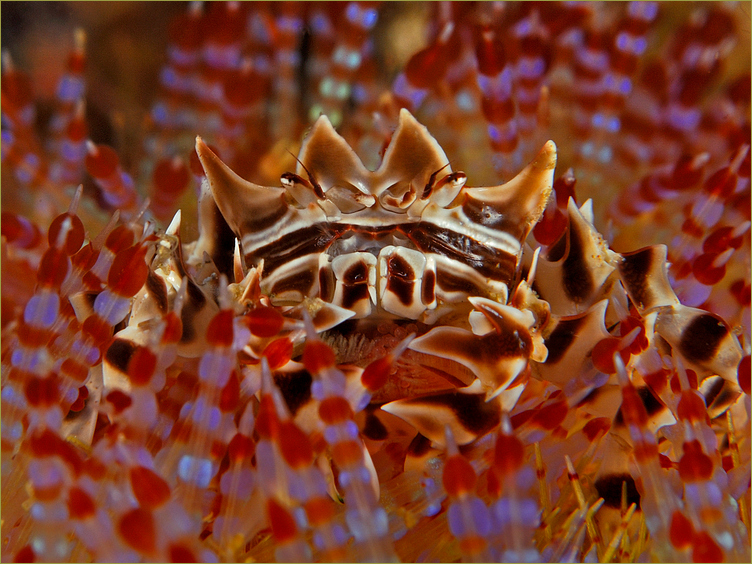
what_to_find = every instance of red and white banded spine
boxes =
[669,145,750,307]
[442,427,494,562]
[150,2,203,139]
[149,156,191,222]
[302,319,403,562]
[488,417,541,561]
[156,277,245,513]
[475,26,519,176]
[614,357,682,561]
[48,29,87,154]
[85,141,139,212]
[310,2,379,127]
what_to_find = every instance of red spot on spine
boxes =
[47,213,85,255]
[169,544,197,563]
[105,225,135,254]
[361,356,392,392]
[277,420,313,469]
[119,507,156,554]
[127,347,157,386]
[304,496,336,527]
[678,440,714,482]
[26,428,83,475]
[730,280,751,307]
[404,42,450,90]
[443,454,477,498]
[703,226,744,254]
[319,396,353,425]
[254,395,279,440]
[246,306,284,338]
[669,510,694,549]
[493,432,525,476]
[219,370,240,412]
[262,337,293,370]
[582,417,611,442]
[267,498,298,542]
[619,316,648,354]
[37,247,70,289]
[106,390,132,413]
[227,433,255,464]
[703,168,736,199]
[302,340,336,374]
[692,531,724,563]
[676,390,709,423]
[206,309,234,347]
[692,253,726,286]
[162,312,183,344]
[659,454,674,469]
[738,355,751,395]
[129,466,171,509]
[82,315,114,348]
[1,212,42,248]
[533,206,568,246]
[85,143,119,178]
[153,158,190,196]
[108,245,149,297]
[619,384,648,427]
[13,545,35,563]
[592,337,630,374]
[530,400,568,430]
[24,375,60,407]
[67,487,96,519]
[17,321,55,348]
[68,385,89,412]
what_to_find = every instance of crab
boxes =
[186,108,742,451]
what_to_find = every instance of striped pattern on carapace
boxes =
[197,108,556,324]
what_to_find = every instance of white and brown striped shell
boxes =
[196,109,555,322]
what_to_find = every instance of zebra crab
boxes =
[111,108,743,459]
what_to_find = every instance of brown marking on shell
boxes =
[69,291,98,323]
[421,268,436,306]
[435,267,485,297]
[613,385,667,428]
[248,223,344,276]
[341,283,370,310]
[535,300,611,387]
[409,324,531,399]
[318,259,335,303]
[361,409,389,441]
[594,474,641,509]
[699,376,742,419]
[382,388,502,446]
[385,253,415,307]
[655,304,742,381]
[618,245,680,313]
[534,200,617,316]
[679,313,730,362]
[144,270,169,314]
[105,338,138,375]
[330,252,376,317]
[274,369,313,416]
[270,269,316,300]
[404,220,518,281]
